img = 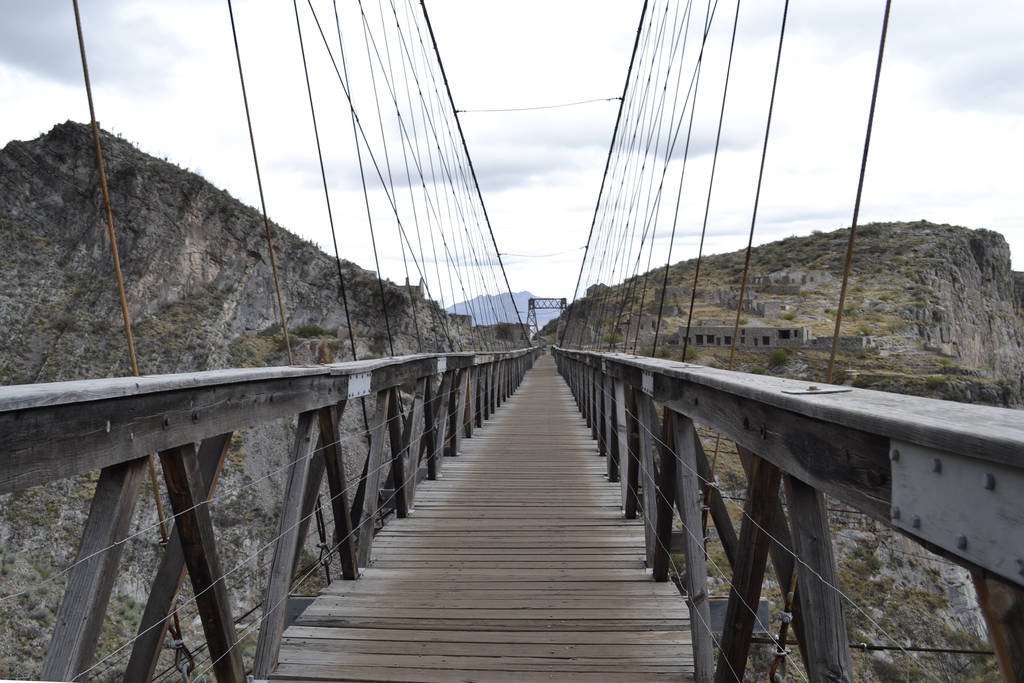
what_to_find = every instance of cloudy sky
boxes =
[2,0,1022,307]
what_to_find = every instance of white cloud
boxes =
[1,0,1021,309]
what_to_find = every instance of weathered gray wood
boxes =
[42,457,149,681]
[670,412,714,683]
[429,372,453,480]
[633,391,661,572]
[449,369,467,457]
[463,367,474,438]
[386,388,409,518]
[419,376,437,480]
[289,449,328,580]
[973,573,1024,682]
[735,445,810,672]
[318,403,359,580]
[0,351,533,494]
[785,475,854,682]
[400,379,427,511]
[253,410,319,678]
[604,374,619,482]
[624,386,641,520]
[159,444,243,683]
[612,379,638,517]
[715,454,782,683]
[124,433,232,683]
[693,434,739,569]
[355,390,393,568]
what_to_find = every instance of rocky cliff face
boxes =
[0,122,450,386]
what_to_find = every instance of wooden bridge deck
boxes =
[271,355,694,681]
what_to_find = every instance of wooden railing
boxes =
[553,347,1024,682]
[0,348,540,682]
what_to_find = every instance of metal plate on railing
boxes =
[890,439,1024,585]
[347,372,372,399]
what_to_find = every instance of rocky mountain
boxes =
[446,289,544,327]
[556,221,1024,406]
[0,122,465,678]
[0,122,457,389]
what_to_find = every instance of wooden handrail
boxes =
[0,347,541,682]
[553,346,1024,682]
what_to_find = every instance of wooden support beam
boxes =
[974,572,1024,682]
[716,454,782,683]
[124,433,232,683]
[463,367,474,438]
[288,448,327,578]
[42,457,149,681]
[355,390,392,568]
[736,446,810,670]
[159,444,244,683]
[317,404,359,580]
[429,372,453,480]
[613,378,637,515]
[386,387,408,518]
[785,475,854,682]
[399,378,427,512]
[624,385,641,520]
[596,373,608,461]
[670,412,714,683]
[605,374,619,482]
[253,410,319,678]
[633,391,662,572]
[448,368,466,457]
[474,365,483,428]
[693,434,739,569]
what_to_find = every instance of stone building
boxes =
[679,324,814,349]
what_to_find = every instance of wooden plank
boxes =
[694,433,739,569]
[613,378,635,515]
[318,404,358,580]
[463,367,474,438]
[124,433,232,683]
[785,475,854,681]
[270,354,691,682]
[41,457,149,681]
[355,390,392,568]
[671,412,714,683]
[715,454,782,683]
[253,410,319,678]
[159,444,243,683]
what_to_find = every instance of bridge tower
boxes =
[526,297,566,341]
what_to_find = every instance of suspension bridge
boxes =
[1,0,1023,682]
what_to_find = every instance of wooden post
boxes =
[596,372,608,461]
[474,364,483,428]
[354,390,392,568]
[125,433,232,683]
[624,385,641,520]
[694,433,739,569]
[973,573,1024,682]
[634,391,662,572]
[613,378,637,515]
[253,410,319,678]
[715,454,782,683]
[160,443,244,683]
[42,458,149,681]
[736,446,810,668]
[670,412,714,683]
[449,368,466,456]
[463,367,474,438]
[317,404,359,580]
[785,475,854,682]
[386,387,408,518]
[429,372,453,480]
[605,373,620,482]
[400,378,427,511]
